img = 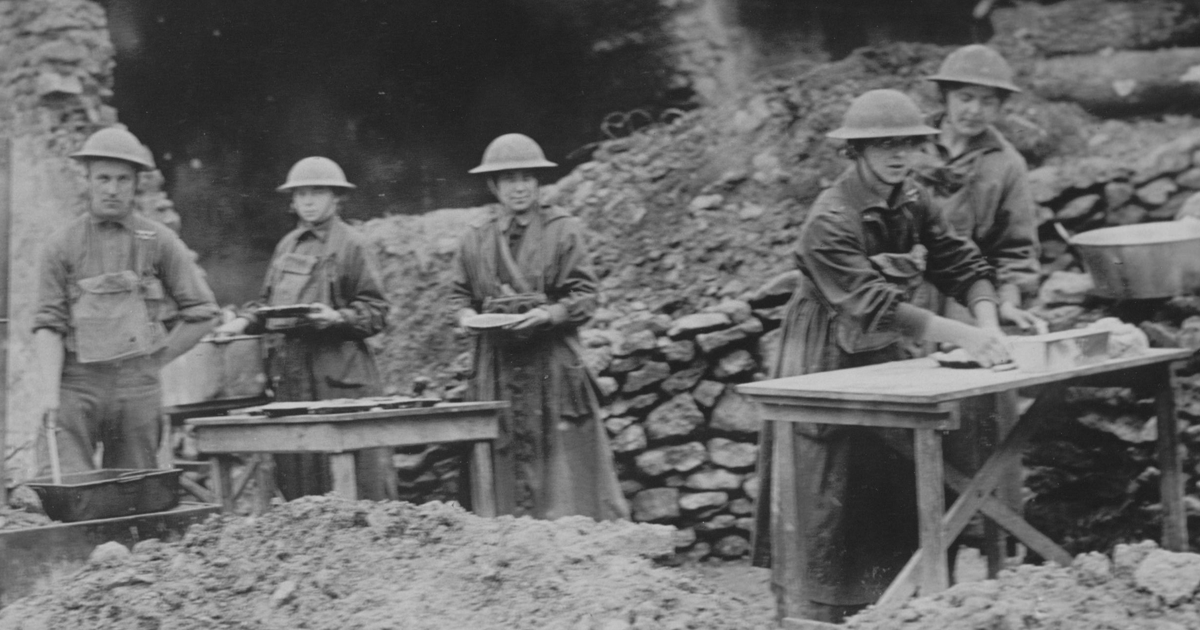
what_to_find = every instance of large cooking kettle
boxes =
[1057,220,1200,300]
[160,334,267,407]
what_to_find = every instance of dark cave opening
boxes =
[102,0,676,303]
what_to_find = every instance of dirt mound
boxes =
[0,497,774,630]
[845,542,1200,630]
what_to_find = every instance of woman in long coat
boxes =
[751,90,1011,623]
[450,134,628,520]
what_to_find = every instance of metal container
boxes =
[25,469,183,522]
[161,334,267,407]
[1069,221,1200,299]
[1009,329,1110,373]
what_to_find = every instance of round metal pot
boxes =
[1069,221,1200,299]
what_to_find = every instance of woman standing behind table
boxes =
[750,89,1011,624]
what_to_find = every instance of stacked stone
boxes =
[1030,127,1200,303]
[578,275,795,561]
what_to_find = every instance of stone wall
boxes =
[0,0,117,483]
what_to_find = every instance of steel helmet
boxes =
[927,44,1021,93]
[468,133,557,174]
[277,156,356,192]
[70,127,155,170]
[827,89,939,140]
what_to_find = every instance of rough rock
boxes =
[611,424,648,453]
[696,318,764,354]
[667,313,732,338]
[713,349,755,379]
[658,338,697,363]
[747,271,800,308]
[710,391,763,434]
[673,527,697,549]
[1135,177,1178,205]
[693,380,725,408]
[632,488,681,522]
[696,514,737,533]
[644,394,706,440]
[706,299,753,324]
[88,542,130,567]
[614,330,659,356]
[728,498,754,516]
[607,355,646,374]
[623,361,671,393]
[742,475,760,501]
[708,437,759,469]
[1073,552,1113,586]
[685,469,744,491]
[1104,181,1135,209]
[596,376,619,397]
[662,364,707,394]
[678,491,728,511]
[1133,549,1200,606]
[712,535,750,559]
[635,443,708,477]
[1056,193,1100,221]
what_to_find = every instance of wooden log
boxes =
[1028,48,1200,116]
[991,0,1200,57]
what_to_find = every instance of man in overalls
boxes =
[450,134,627,520]
[34,126,220,473]
[215,157,395,501]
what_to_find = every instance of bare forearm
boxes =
[34,329,64,407]
[161,319,217,365]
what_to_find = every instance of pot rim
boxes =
[1071,221,1200,247]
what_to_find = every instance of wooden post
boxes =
[913,427,948,595]
[1155,363,1188,551]
[0,137,10,507]
[468,441,497,517]
[329,452,358,499]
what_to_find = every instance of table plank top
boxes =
[185,400,510,428]
[738,348,1193,405]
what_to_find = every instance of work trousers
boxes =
[52,353,162,473]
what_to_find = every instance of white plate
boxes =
[463,313,525,330]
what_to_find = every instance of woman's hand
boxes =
[506,308,552,332]
[999,302,1048,334]
[953,325,1011,368]
[304,303,344,329]
[213,317,250,337]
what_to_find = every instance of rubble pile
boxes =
[0,497,774,630]
[845,541,1200,630]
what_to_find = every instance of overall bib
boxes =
[55,228,165,473]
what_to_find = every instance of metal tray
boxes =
[25,469,183,523]
[256,304,316,318]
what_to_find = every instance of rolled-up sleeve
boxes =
[32,235,71,336]
[798,206,908,337]
[158,230,220,323]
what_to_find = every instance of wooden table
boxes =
[738,348,1192,624]
[186,401,509,517]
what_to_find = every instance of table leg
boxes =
[469,441,497,517]
[1155,363,1188,551]
[329,452,358,500]
[212,456,236,513]
[913,428,949,595]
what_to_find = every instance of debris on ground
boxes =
[845,541,1200,630]
[0,497,775,630]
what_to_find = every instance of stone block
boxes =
[712,535,750,559]
[615,311,673,336]
[678,491,728,511]
[614,330,658,356]
[635,442,708,476]
[611,424,648,453]
[735,517,755,533]
[713,349,756,379]
[707,298,753,324]
[1103,181,1134,208]
[673,527,697,549]
[743,474,760,501]
[1134,140,1194,184]
[682,541,711,562]
[623,361,671,393]
[582,345,614,376]
[695,318,764,354]
[1134,549,1200,606]
[1055,193,1100,221]
[607,355,646,374]
[1135,177,1179,206]
[662,364,706,394]
[658,338,696,363]
[620,479,644,497]
[686,468,744,490]
[1106,204,1148,225]
[667,312,731,338]
[693,380,725,408]
[605,415,636,434]
[696,514,737,533]
[632,488,680,522]
[1177,167,1200,189]
[596,376,619,397]
[710,390,763,433]
[729,498,754,515]
[605,392,660,417]
[644,394,705,439]
[689,193,724,212]
[708,437,759,468]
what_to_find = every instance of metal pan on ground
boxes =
[257,304,318,318]
[462,313,525,330]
